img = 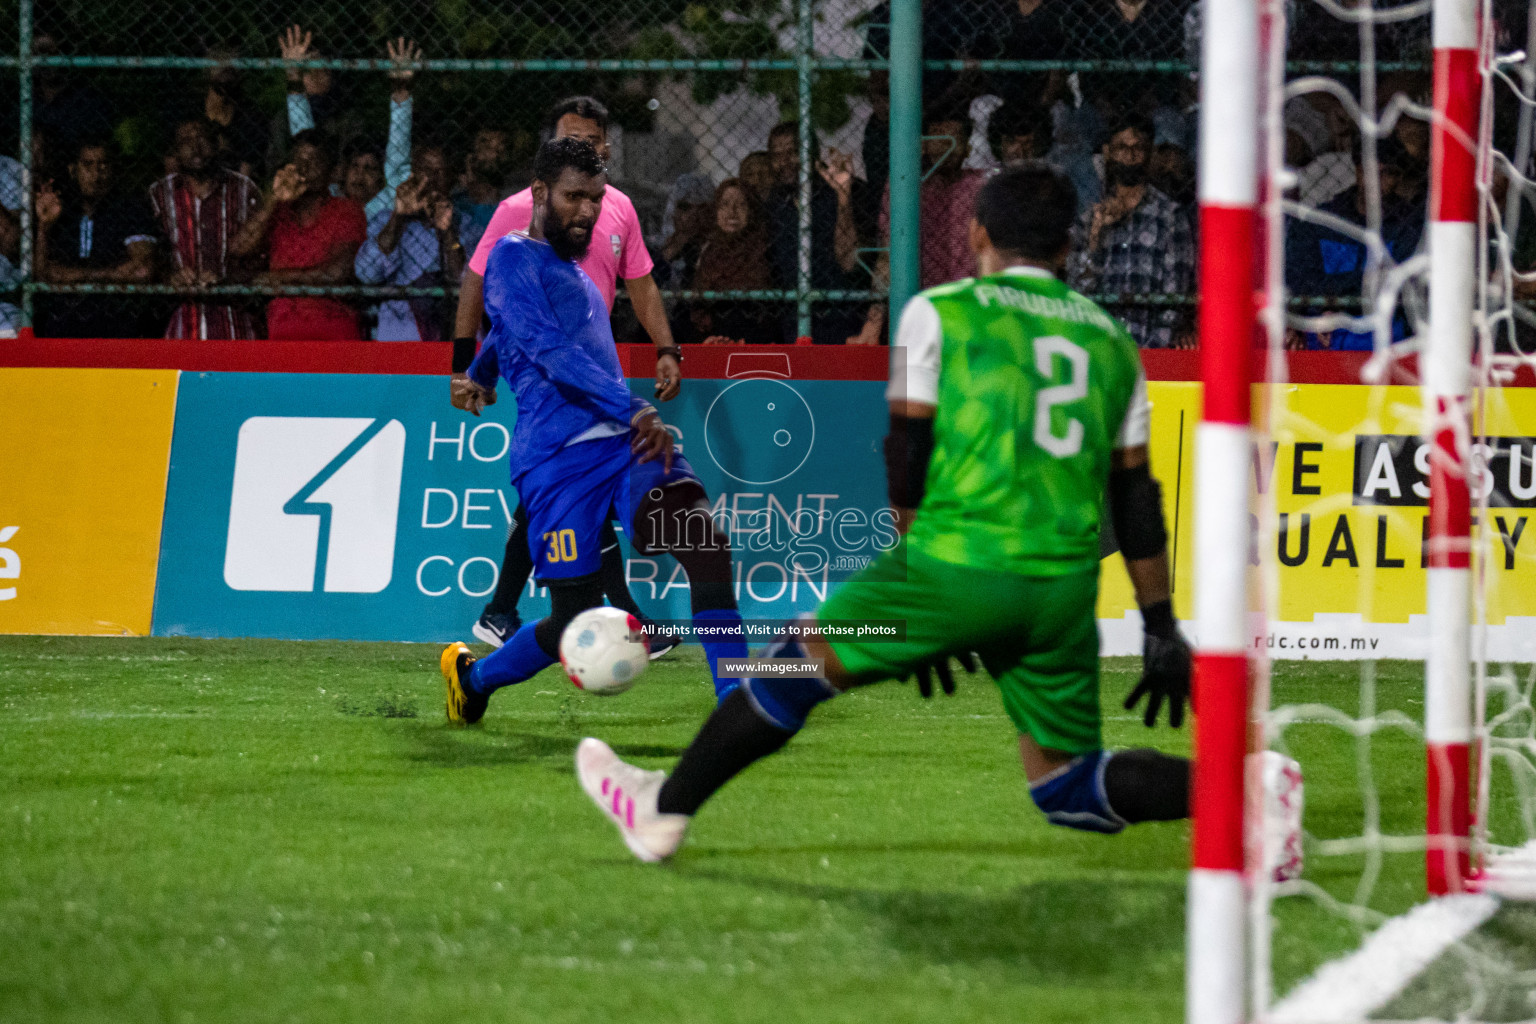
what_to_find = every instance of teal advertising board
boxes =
[153,371,889,641]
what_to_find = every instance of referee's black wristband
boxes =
[452,336,477,374]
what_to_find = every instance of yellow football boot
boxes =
[441,642,488,725]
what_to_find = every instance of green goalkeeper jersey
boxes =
[887,266,1150,577]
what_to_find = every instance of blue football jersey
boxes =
[467,232,653,477]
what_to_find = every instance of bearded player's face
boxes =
[540,167,606,261]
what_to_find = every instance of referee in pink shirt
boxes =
[451,96,682,397]
[450,96,684,654]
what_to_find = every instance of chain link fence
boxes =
[0,0,1440,347]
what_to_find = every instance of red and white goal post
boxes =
[1189,0,1510,1018]
[1190,0,1261,1018]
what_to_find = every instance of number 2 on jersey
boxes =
[1032,335,1089,458]
[544,529,578,563]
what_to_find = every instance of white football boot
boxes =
[575,738,690,863]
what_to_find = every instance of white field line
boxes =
[1267,893,1500,1024]
[1,711,210,723]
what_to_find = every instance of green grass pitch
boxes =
[0,637,1516,1023]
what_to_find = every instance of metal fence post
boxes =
[887,0,920,342]
[795,0,814,341]
[18,0,32,330]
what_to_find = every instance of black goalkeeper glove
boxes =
[1124,599,1190,728]
[909,651,978,698]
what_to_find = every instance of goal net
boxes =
[1194,0,1536,1021]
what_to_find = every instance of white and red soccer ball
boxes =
[559,607,650,696]
[1261,750,1305,884]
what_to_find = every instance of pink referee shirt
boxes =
[468,184,653,310]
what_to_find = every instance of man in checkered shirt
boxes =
[353,144,463,340]
[0,153,22,335]
[1066,114,1196,349]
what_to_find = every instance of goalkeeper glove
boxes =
[909,651,978,699]
[1124,599,1190,728]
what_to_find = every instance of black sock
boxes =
[533,575,604,658]
[485,511,533,619]
[657,689,794,816]
[1103,748,1189,823]
[598,523,644,619]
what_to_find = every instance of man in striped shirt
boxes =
[149,118,261,340]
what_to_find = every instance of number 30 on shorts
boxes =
[543,529,578,563]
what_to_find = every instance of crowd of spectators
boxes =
[12,26,514,342]
[6,1,1470,349]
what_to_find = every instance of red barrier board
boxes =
[3,336,1528,385]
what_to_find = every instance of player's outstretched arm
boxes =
[1109,443,1191,728]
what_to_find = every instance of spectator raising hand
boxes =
[816,148,859,276]
[290,34,422,222]
[762,121,865,343]
[816,148,855,195]
[386,37,421,102]
[428,193,455,234]
[280,23,375,206]
[279,25,319,91]
[232,129,367,339]
[355,148,462,340]
[1066,115,1195,349]
[271,162,305,203]
[1086,183,1142,251]
[393,174,427,217]
[33,140,159,338]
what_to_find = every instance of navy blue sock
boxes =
[741,639,836,730]
[1028,750,1126,834]
[693,608,747,702]
[468,622,555,695]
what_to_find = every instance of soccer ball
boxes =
[559,607,650,696]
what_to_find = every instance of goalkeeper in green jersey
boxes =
[575,163,1192,862]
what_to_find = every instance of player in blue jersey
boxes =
[438,137,748,724]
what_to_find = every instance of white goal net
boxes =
[1196,0,1536,1020]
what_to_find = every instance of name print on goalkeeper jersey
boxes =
[895,267,1150,576]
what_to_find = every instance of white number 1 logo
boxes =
[1032,336,1089,458]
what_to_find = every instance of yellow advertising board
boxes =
[1098,381,1536,659]
[0,368,178,635]
[1097,382,1199,649]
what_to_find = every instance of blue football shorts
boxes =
[514,431,700,581]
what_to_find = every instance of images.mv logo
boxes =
[224,417,406,593]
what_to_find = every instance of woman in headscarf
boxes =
[657,172,716,287]
[691,178,774,344]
